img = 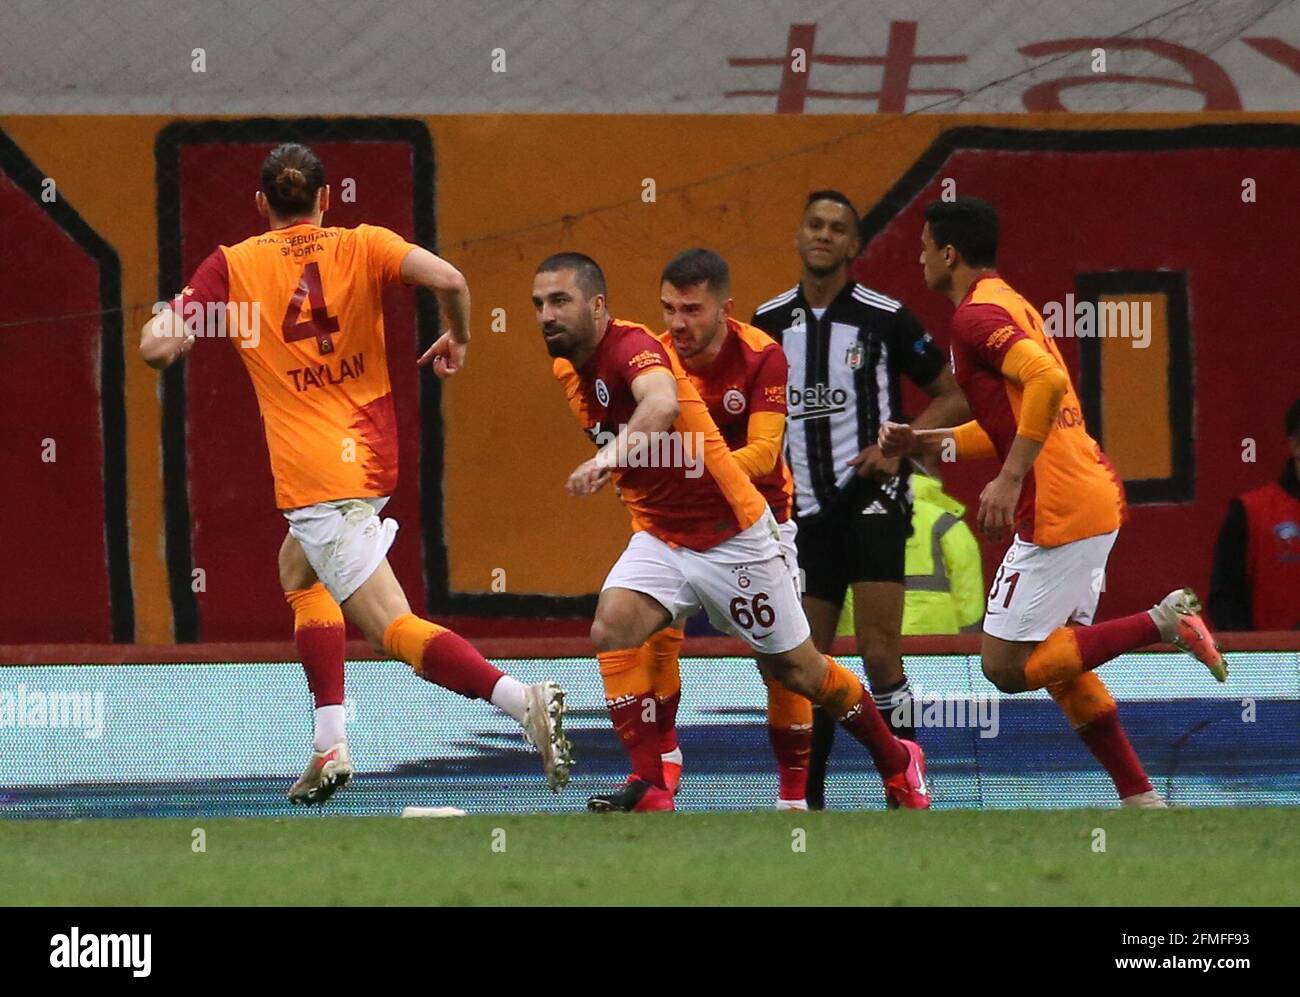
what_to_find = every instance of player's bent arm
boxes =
[139,308,193,370]
[1000,339,1069,445]
[730,410,784,478]
[594,368,679,470]
[400,247,470,343]
[909,367,970,431]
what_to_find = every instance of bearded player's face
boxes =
[532,269,599,359]
[796,200,860,277]
[661,281,729,360]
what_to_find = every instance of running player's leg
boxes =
[586,532,688,812]
[640,617,687,793]
[280,533,352,805]
[289,497,572,790]
[343,557,573,790]
[795,512,847,810]
[688,513,927,808]
[850,581,913,740]
[766,518,811,810]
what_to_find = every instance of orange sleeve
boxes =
[363,225,419,285]
[952,420,997,460]
[1000,338,1070,443]
[730,410,785,478]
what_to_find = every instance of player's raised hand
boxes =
[977,471,1022,540]
[878,420,916,459]
[417,331,467,379]
[566,457,611,496]
[847,443,900,482]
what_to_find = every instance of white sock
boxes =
[490,675,529,724]
[661,747,683,766]
[314,704,346,751]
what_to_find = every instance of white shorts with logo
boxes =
[982,529,1118,643]
[603,510,810,654]
[283,497,399,603]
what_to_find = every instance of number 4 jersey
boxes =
[169,222,418,510]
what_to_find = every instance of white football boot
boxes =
[1120,790,1169,809]
[1148,588,1228,682]
[288,741,353,806]
[522,682,573,792]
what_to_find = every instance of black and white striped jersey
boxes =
[750,280,947,518]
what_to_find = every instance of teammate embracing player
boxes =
[534,252,927,812]
[881,197,1226,807]
[140,142,572,805]
[588,248,814,810]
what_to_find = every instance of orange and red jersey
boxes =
[553,318,768,551]
[170,222,417,510]
[950,273,1125,547]
[657,318,794,522]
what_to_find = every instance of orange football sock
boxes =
[599,647,662,787]
[1023,627,1086,689]
[1049,673,1152,798]
[643,628,683,754]
[285,583,345,708]
[812,656,865,718]
[766,678,813,801]
[382,613,504,700]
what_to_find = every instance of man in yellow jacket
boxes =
[838,466,985,636]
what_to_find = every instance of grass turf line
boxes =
[1,808,1295,906]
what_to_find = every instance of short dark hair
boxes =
[660,248,731,296]
[260,143,326,218]
[1287,397,1300,438]
[535,252,607,299]
[805,189,859,224]
[923,197,999,267]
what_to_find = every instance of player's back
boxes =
[212,222,416,509]
[953,275,1124,546]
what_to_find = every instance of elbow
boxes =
[438,267,469,297]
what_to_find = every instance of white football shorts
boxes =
[982,529,1119,643]
[603,510,810,654]
[283,496,398,603]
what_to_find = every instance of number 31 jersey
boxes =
[170,222,418,509]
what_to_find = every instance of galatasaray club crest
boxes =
[845,341,865,371]
[723,388,747,414]
[595,378,611,408]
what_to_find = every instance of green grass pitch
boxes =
[2,808,1295,906]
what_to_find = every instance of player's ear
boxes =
[255,191,269,219]
[318,185,330,215]
[721,296,734,318]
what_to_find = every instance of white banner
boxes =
[3,0,1298,114]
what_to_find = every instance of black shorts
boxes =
[795,476,912,608]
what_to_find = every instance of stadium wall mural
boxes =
[1,114,1297,642]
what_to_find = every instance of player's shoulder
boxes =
[729,318,780,356]
[751,285,800,324]
[609,318,668,354]
[848,282,904,315]
[551,356,579,383]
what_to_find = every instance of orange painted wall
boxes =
[3,111,1296,639]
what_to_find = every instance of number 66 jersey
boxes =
[169,222,418,509]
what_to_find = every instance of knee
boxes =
[981,659,1026,694]
[590,616,623,655]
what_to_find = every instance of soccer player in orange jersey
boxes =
[139,142,572,804]
[536,252,927,813]
[641,249,812,810]
[881,197,1226,808]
